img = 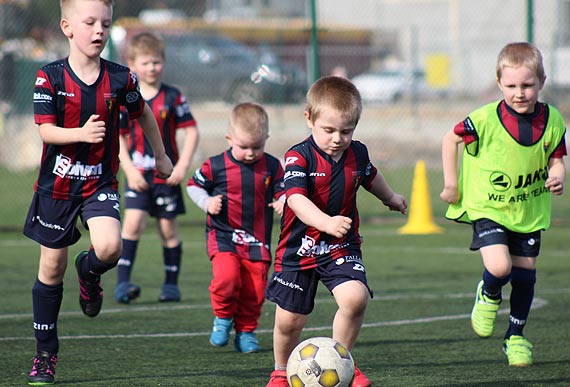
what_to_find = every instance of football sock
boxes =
[79,248,118,282]
[32,278,63,354]
[505,266,536,339]
[482,268,510,300]
[163,243,182,285]
[117,238,139,283]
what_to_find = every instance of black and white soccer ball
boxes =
[286,337,355,387]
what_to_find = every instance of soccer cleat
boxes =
[503,335,533,366]
[158,284,180,302]
[28,351,57,386]
[209,317,233,347]
[75,251,103,318]
[352,365,371,387]
[265,369,288,387]
[471,280,501,338]
[234,331,259,353]
[114,282,141,304]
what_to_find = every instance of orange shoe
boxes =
[266,369,288,387]
[352,365,371,387]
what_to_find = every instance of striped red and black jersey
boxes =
[188,150,285,262]
[454,100,567,158]
[33,57,145,201]
[274,136,378,272]
[119,84,196,183]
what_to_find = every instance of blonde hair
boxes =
[305,75,362,125]
[496,42,545,82]
[127,32,165,61]
[60,0,114,18]
[229,102,269,138]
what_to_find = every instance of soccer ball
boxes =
[286,337,355,387]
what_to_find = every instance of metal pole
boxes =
[527,0,533,43]
[309,0,320,82]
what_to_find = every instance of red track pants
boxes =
[209,252,270,332]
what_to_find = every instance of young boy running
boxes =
[115,32,199,303]
[441,42,566,366]
[187,102,285,353]
[23,0,172,384]
[264,76,407,387]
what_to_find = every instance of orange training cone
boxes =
[398,160,444,234]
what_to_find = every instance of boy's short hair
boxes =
[496,42,545,82]
[127,32,165,61]
[305,75,362,125]
[60,0,114,18]
[229,102,269,138]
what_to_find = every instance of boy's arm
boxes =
[118,134,149,192]
[38,114,105,145]
[440,128,463,204]
[367,172,407,214]
[287,193,352,238]
[546,157,566,195]
[186,185,223,214]
[136,104,173,179]
[166,125,199,186]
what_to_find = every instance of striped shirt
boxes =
[33,57,145,200]
[275,136,378,271]
[188,150,285,262]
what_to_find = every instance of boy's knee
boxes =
[93,242,122,263]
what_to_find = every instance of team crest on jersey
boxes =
[160,108,168,120]
[106,97,117,116]
[352,170,361,188]
[264,175,272,188]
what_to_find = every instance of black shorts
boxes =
[265,256,372,315]
[123,177,185,219]
[23,187,121,249]
[470,218,541,257]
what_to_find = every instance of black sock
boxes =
[163,243,182,285]
[505,267,536,339]
[32,278,63,354]
[79,249,117,281]
[482,269,510,300]
[117,239,138,283]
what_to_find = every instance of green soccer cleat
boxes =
[471,280,501,338]
[503,335,533,366]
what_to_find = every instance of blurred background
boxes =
[1,0,569,230]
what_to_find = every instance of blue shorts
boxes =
[23,187,121,249]
[265,256,373,315]
[470,218,541,257]
[123,176,185,219]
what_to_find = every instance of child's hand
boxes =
[545,176,564,195]
[325,215,352,238]
[440,186,460,204]
[268,200,285,216]
[165,165,185,186]
[154,155,173,179]
[82,114,106,143]
[126,169,149,192]
[383,193,408,214]
[207,194,223,215]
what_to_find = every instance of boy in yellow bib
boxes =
[441,42,566,366]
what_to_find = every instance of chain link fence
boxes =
[1,0,568,229]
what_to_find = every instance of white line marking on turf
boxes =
[0,297,548,342]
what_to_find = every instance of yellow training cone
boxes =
[398,160,444,234]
